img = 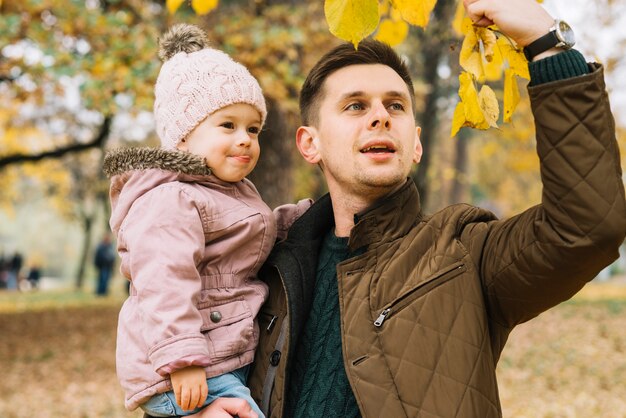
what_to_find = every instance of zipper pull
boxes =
[374,308,391,327]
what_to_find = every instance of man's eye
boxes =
[221,122,235,129]
[346,103,364,111]
[389,103,404,111]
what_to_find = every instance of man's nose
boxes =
[369,102,391,130]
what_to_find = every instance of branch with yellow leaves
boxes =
[168,0,536,136]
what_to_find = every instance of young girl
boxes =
[103,24,308,418]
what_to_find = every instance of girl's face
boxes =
[178,103,262,182]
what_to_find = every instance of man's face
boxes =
[297,64,422,199]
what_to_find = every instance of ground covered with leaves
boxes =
[1,285,625,418]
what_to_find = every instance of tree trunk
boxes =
[75,214,94,290]
[449,128,470,204]
[247,99,293,208]
[411,0,459,211]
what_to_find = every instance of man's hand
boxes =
[170,366,209,411]
[186,397,259,418]
[463,0,555,47]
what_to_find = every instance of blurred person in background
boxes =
[6,251,23,291]
[94,233,115,296]
[26,262,42,290]
[0,252,7,289]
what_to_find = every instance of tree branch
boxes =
[0,116,112,170]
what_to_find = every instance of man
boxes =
[187,0,625,417]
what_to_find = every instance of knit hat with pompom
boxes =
[154,24,267,149]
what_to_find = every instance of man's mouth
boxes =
[360,144,396,153]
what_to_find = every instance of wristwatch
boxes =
[523,19,576,61]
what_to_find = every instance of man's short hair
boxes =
[299,39,415,126]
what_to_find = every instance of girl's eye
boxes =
[248,127,260,134]
[221,122,235,129]
[346,103,364,111]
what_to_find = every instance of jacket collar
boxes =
[285,178,422,252]
[348,179,422,251]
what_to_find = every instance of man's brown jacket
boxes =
[248,64,626,417]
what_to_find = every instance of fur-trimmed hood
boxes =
[103,147,212,178]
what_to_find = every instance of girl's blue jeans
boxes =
[140,365,264,417]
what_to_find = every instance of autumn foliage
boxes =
[167,0,533,137]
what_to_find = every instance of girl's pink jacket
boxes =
[104,148,310,411]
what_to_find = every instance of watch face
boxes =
[557,20,576,46]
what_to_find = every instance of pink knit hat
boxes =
[154,24,267,150]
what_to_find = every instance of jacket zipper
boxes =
[373,262,466,327]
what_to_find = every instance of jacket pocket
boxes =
[373,261,466,327]
[198,298,254,361]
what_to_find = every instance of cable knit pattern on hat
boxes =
[154,26,267,150]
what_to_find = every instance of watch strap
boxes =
[523,31,560,61]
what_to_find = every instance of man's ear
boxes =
[296,126,321,164]
[413,126,423,164]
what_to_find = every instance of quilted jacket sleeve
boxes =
[461,64,626,329]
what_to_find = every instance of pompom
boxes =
[158,23,208,61]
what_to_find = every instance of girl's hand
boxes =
[170,366,209,411]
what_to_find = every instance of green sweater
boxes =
[284,49,589,418]
[286,231,361,418]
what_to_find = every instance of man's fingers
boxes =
[210,398,258,418]
[465,1,488,25]
[473,16,494,27]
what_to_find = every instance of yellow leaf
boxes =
[453,72,491,134]
[478,28,497,62]
[484,38,504,81]
[375,18,409,46]
[460,15,474,35]
[452,0,465,36]
[459,72,485,127]
[390,0,437,27]
[451,101,466,137]
[459,27,483,79]
[325,0,379,47]
[166,0,185,14]
[191,0,218,15]
[379,0,390,16]
[503,69,520,123]
[390,4,403,21]
[497,36,530,79]
[478,85,499,128]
